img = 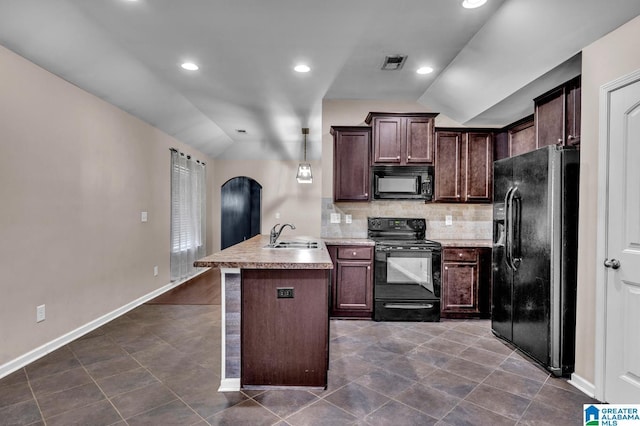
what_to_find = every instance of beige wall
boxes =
[0,45,214,367]
[574,14,640,386]
[210,160,322,252]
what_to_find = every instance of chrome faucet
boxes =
[270,223,296,246]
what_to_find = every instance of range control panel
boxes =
[368,217,426,232]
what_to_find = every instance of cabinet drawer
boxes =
[443,248,477,262]
[337,247,372,260]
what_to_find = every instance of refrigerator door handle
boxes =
[504,186,515,270]
[506,186,522,271]
[510,188,522,269]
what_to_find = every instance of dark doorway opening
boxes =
[221,177,262,250]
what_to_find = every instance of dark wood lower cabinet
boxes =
[327,245,374,318]
[241,269,329,388]
[441,247,491,319]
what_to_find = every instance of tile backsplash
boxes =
[321,198,492,240]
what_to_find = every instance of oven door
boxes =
[373,247,441,322]
[374,247,440,297]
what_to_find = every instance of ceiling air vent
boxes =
[381,55,407,71]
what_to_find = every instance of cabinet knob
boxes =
[353,251,357,256]
[367,266,371,270]
[568,135,574,140]
[558,138,563,143]
[396,156,400,159]
[408,155,412,159]
[445,266,448,270]
[459,253,463,257]
[364,193,368,197]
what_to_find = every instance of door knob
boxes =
[604,258,621,269]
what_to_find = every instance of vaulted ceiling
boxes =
[1,0,639,161]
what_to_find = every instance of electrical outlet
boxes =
[445,215,453,226]
[330,213,341,223]
[36,304,46,323]
[275,212,280,219]
[153,265,158,276]
[141,211,148,222]
[345,214,352,224]
[277,287,294,298]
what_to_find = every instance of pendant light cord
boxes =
[302,127,309,162]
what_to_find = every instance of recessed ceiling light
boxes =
[294,64,311,73]
[462,0,487,8]
[416,66,434,75]
[181,62,199,71]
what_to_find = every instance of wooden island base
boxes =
[242,269,328,388]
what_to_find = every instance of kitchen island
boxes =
[194,235,333,391]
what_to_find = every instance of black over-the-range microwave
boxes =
[371,165,433,200]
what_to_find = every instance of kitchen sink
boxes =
[264,241,321,249]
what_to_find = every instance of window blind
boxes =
[170,149,206,281]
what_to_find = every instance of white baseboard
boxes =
[569,373,597,399]
[218,378,241,392]
[0,268,210,380]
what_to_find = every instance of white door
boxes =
[602,75,640,403]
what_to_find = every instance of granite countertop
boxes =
[194,235,334,270]
[433,239,493,248]
[323,238,375,246]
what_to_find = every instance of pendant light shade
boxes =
[297,127,312,183]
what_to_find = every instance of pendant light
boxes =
[296,127,312,184]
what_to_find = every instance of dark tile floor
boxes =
[0,304,599,425]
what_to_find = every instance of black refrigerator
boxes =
[492,145,579,377]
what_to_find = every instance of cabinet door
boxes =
[372,116,402,163]
[405,116,434,164]
[565,78,581,146]
[441,262,479,314]
[509,118,536,157]
[536,86,565,148]
[334,260,373,312]
[434,132,462,202]
[464,132,493,202]
[333,128,370,202]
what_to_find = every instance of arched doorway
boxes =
[221,177,262,249]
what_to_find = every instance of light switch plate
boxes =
[141,211,148,222]
[330,213,341,224]
[445,215,453,226]
[345,214,352,224]
[36,304,45,322]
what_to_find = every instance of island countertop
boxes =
[194,235,334,270]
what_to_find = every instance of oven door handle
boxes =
[383,303,435,310]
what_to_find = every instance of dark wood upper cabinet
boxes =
[535,86,564,148]
[494,116,535,161]
[434,129,493,203]
[365,112,438,165]
[565,77,581,146]
[434,131,462,202]
[535,76,581,149]
[509,116,536,157]
[465,132,493,202]
[330,126,371,202]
